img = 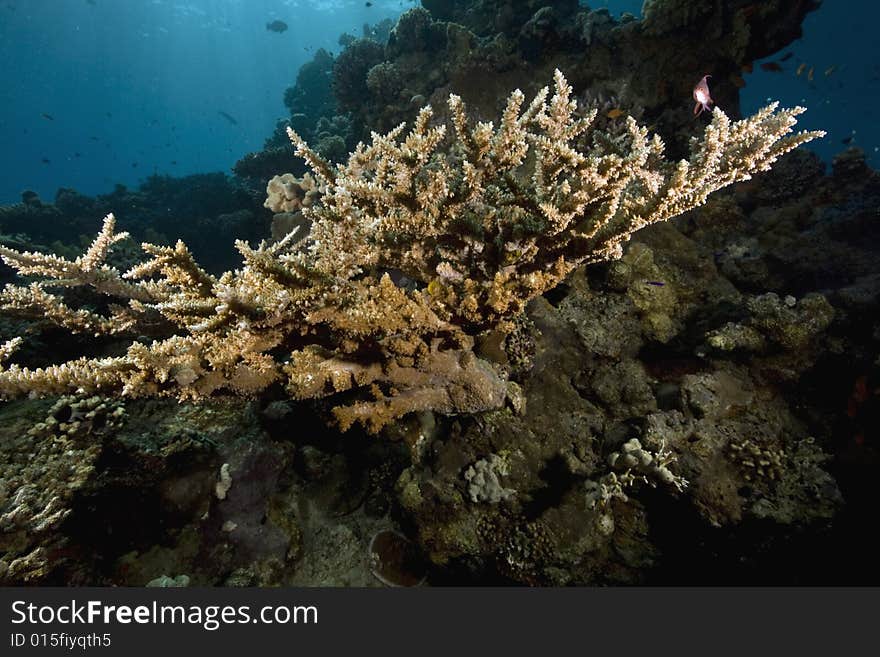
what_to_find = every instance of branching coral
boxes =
[0,71,823,432]
[286,70,822,331]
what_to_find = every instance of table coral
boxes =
[0,72,822,433]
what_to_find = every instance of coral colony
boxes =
[0,71,822,434]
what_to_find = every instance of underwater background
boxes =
[2,0,875,203]
[0,1,878,586]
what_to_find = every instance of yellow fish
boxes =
[796,63,807,77]
[606,108,625,119]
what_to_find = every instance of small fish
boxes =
[808,67,815,82]
[606,108,625,119]
[171,160,178,165]
[760,62,783,73]
[218,110,238,125]
[796,63,807,77]
[693,75,713,116]
[779,52,794,62]
[73,152,81,157]
[645,281,665,287]
[731,74,746,88]
[824,65,836,77]
[365,1,372,6]
[41,157,50,164]
[40,112,54,121]
[266,20,288,33]
[741,63,753,74]
[841,136,854,145]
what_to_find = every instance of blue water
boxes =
[588,0,642,15]
[0,0,408,203]
[0,1,874,205]
[743,3,880,169]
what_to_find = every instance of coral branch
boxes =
[0,72,823,433]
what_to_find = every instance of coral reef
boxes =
[0,73,820,437]
[282,48,337,135]
[2,175,263,274]
[298,0,820,155]
[2,1,876,588]
[333,39,386,115]
[0,395,124,583]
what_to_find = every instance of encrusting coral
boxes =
[0,71,823,433]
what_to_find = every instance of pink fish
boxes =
[693,75,714,116]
